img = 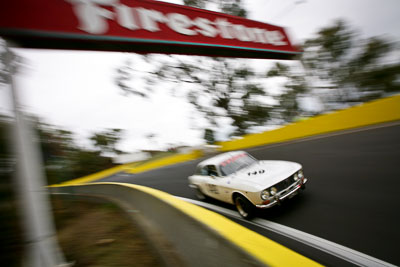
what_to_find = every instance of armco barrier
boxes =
[51,150,203,186]
[50,183,322,267]
[217,94,400,151]
[53,162,139,186]
[126,150,203,174]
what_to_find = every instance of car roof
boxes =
[198,151,248,167]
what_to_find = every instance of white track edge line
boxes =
[177,197,397,267]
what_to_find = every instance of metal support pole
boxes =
[5,40,67,267]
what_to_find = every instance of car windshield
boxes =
[220,153,256,176]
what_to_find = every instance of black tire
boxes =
[234,195,255,220]
[194,187,207,201]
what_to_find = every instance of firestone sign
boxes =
[73,0,287,46]
[0,0,300,59]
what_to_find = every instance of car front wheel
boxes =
[234,195,255,220]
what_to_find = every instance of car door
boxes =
[194,165,218,199]
[201,165,222,200]
[211,175,234,203]
[203,165,234,203]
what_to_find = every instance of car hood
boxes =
[231,160,301,190]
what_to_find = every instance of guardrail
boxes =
[50,182,322,267]
[126,150,203,174]
[51,150,203,186]
[217,94,400,151]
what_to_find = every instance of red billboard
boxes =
[0,0,300,59]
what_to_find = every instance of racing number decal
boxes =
[207,184,219,194]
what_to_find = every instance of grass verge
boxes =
[52,196,163,267]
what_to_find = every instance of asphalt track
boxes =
[99,123,400,266]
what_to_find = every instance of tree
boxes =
[68,149,113,179]
[179,0,262,135]
[89,128,123,155]
[1,40,118,186]
[0,38,22,86]
[217,0,247,17]
[183,0,207,9]
[301,20,400,107]
[21,116,117,184]
[266,62,308,122]
[154,57,271,135]
[0,115,23,267]
[264,20,400,118]
[114,0,271,137]
[115,59,152,97]
[183,0,247,17]
[204,128,215,144]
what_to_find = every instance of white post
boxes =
[4,40,67,267]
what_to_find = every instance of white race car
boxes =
[188,151,307,219]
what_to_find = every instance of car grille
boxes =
[274,175,296,192]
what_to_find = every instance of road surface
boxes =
[99,123,400,266]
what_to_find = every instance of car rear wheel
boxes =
[234,195,255,220]
[194,187,207,200]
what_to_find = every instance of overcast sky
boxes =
[1,0,399,152]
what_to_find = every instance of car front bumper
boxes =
[256,177,308,209]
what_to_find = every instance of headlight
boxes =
[293,173,299,181]
[298,170,304,179]
[261,190,270,200]
[270,187,277,195]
